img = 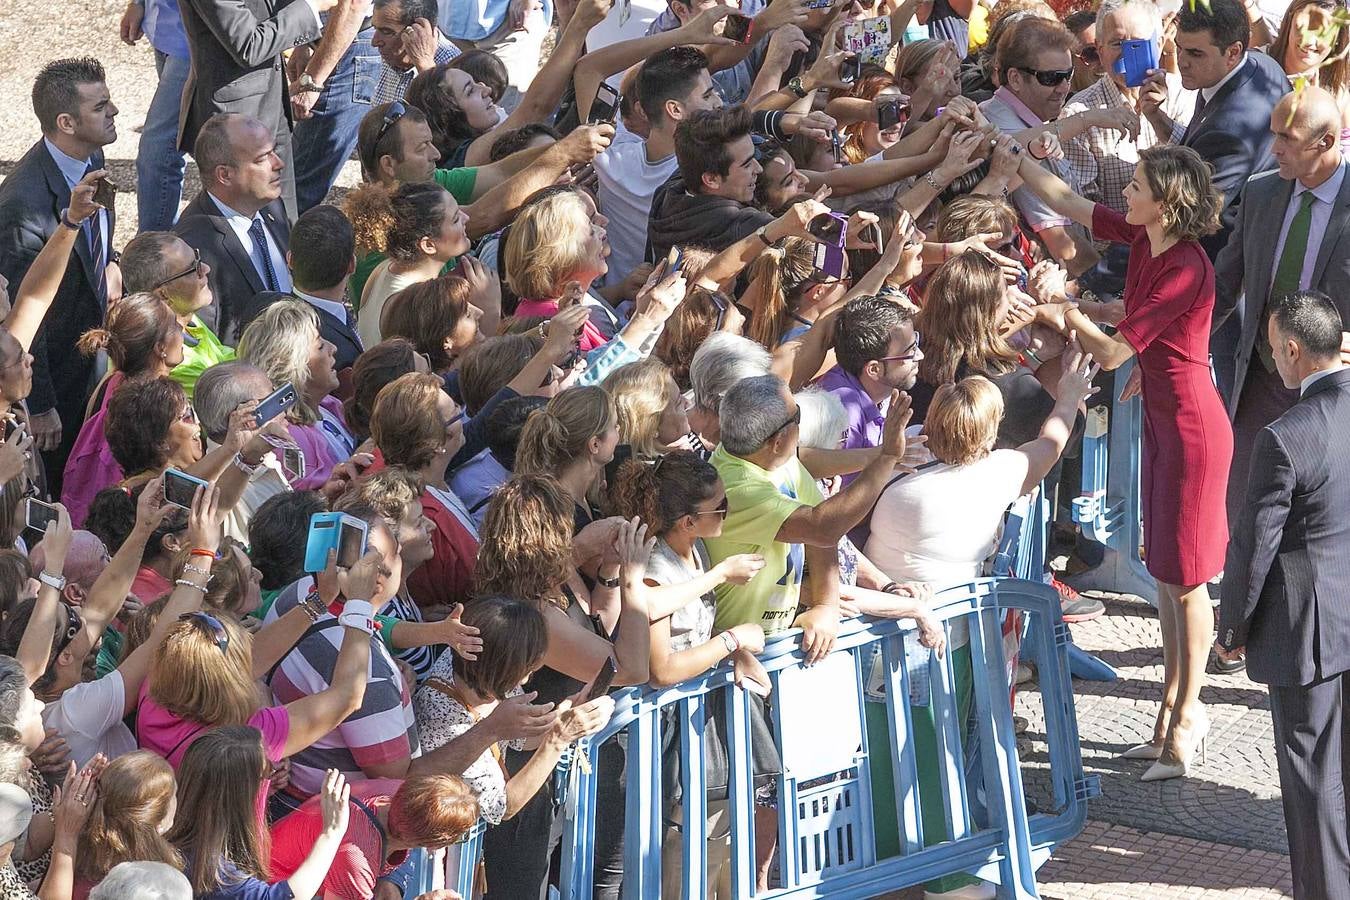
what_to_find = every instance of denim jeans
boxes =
[292,27,381,214]
[135,50,190,233]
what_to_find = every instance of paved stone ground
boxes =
[1016,590,1294,898]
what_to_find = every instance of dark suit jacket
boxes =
[1219,367,1350,686]
[1181,51,1290,259]
[1212,168,1350,416]
[174,191,291,345]
[0,140,111,429]
[176,0,322,151]
[242,290,362,401]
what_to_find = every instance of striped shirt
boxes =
[264,578,420,812]
[373,32,461,105]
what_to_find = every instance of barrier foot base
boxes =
[1064,548,1157,608]
[1067,642,1117,682]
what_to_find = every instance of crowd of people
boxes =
[0,0,1345,895]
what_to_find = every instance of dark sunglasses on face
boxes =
[1016,66,1075,87]
[694,496,730,518]
[151,247,204,290]
[54,602,82,656]
[1077,45,1099,65]
[772,406,802,436]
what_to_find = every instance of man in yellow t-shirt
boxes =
[704,371,912,663]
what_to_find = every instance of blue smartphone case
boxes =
[1115,38,1159,88]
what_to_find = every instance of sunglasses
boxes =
[54,602,83,657]
[368,100,408,169]
[1077,45,1099,65]
[179,404,198,424]
[1016,66,1075,87]
[693,496,730,518]
[151,247,204,290]
[181,611,229,654]
[878,331,922,363]
[771,406,801,437]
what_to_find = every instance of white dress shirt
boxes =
[1201,53,1250,103]
[1300,363,1345,395]
[208,193,292,294]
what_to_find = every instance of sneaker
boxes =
[1013,714,1030,734]
[1015,662,1034,685]
[1054,577,1105,622]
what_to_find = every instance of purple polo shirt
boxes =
[817,365,885,459]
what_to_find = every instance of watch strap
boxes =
[38,571,66,591]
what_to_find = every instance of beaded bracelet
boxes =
[174,579,207,592]
[182,564,212,579]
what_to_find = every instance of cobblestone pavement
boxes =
[1018,591,1293,898]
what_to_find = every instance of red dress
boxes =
[1092,205,1232,585]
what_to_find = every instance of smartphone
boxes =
[254,382,298,426]
[163,468,209,510]
[667,245,683,277]
[1115,37,1159,88]
[24,498,59,534]
[303,512,369,572]
[92,176,116,210]
[813,242,847,280]
[710,291,729,331]
[829,129,842,164]
[587,657,618,702]
[840,54,861,86]
[588,83,621,125]
[807,211,848,247]
[876,98,906,130]
[722,13,752,43]
[806,0,833,9]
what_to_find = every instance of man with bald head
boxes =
[174,113,293,344]
[1214,84,1350,659]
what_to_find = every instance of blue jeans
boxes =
[135,50,190,233]
[292,28,381,214]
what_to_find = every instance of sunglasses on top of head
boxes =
[1016,66,1075,87]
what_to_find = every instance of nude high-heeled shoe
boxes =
[1141,711,1210,782]
[1121,741,1165,760]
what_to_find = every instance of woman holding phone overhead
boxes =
[1012,141,1232,783]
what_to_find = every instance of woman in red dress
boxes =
[1014,143,1232,782]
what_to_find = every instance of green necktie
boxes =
[1263,190,1317,371]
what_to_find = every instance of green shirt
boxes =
[350,166,479,308]
[704,446,824,635]
[170,316,235,399]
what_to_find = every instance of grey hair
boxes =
[1096,0,1163,39]
[796,388,849,450]
[194,361,275,444]
[719,374,791,456]
[373,0,439,25]
[89,862,192,900]
[119,232,182,295]
[237,300,323,425]
[690,333,772,414]
[0,656,26,734]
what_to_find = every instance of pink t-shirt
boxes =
[136,684,290,821]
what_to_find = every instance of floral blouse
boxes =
[413,649,525,825]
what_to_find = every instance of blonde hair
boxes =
[514,385,616,477]
[77,751,181,884]
[340,467,424,534]
[474,474,575,607]
[237,300,324,425]
[1137,145,1224,242]
[743,237,817,348]
[894,39,948,95]
[503,192,594,300]
[926,376,1003,466]
[602,359,678,457]
[935,195,1021,245]
[370,372,449,471]
[918,251,1019,385]
[148,614,258,727]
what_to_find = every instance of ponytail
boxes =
[514,386,615,476]
[76,327,113,358]
[606,451,719,538]
[744,237,815,348]
[607,458,663,530]
[76,293,177,374]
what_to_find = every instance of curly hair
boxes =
[474,474,575,608]
[1136,145,1224,242]
[917,251,1019,385]
[105,375,189,476]
[607,451,719,536]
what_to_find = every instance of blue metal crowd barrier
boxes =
[542,577,1096,900]
[1069,361,1157,606]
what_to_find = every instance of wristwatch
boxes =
[787,76,808,99]
[58,208,80,231]
[293,73,322,94]
[38,571,66,592]
[596,572,621,589]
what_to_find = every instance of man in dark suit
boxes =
[1139,0,1289,401]
[241,204,363,400]
[177,0,336,220]
[175,113,293,346]
[1213,86,1350,524]
[0,58,119,496]
[1218,290,1350,900]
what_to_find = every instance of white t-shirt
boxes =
[863,450,1029,645]
[43,670,136,767]
[594,129,678,288]
[644,539,715,653]
[357,261,427,348]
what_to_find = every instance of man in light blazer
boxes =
[1212,87,1350,523]
[1217,290,1350,900]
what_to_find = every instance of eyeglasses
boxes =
[693,496,730,518]
[367,100,408,172]
[1016,66,1075,87]
[878,331,922,363]
[771,406,801,437]
[180,611,229,653]
[444,410,465,431]
[1077,45,1099,66]
[54,602,83,657]
[151,248,204,290]
[179,404,198,424]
